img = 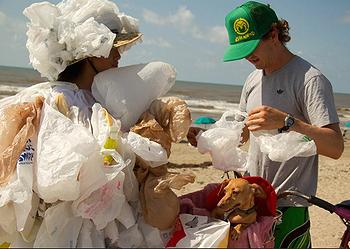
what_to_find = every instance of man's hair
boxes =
[57,59,87,83]
[263,19,291,45]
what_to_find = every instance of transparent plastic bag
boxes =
[170,214,230,248]
[36,100,99,203]
[127,132,168,167]
[92,62,176,131]
[257,131,317,162]
[33,202,83,248]
[197,110,248,172]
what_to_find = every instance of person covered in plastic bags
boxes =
[188,1,344,248]
[0,0,143,247]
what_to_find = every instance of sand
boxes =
[168,138,350,248]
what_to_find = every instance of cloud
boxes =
[341,10,350,23]
[143,6,227,44]
[143,36,172,48]
[207,26,228,44]
[0,12,27,49]
[0,11,7,25]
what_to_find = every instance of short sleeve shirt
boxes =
[239,56,339,206]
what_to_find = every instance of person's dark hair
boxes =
[57,59,87,82]
[263,19,291,45]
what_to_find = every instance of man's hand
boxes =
[186,127,205,147]
[246,105,286,131]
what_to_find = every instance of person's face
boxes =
[90,46,121,72]
[245,29,277,71]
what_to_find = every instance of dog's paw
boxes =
[230,228,240,240]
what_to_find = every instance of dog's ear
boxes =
[217,179,230,197]
[251,183,267,199]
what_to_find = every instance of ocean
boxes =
[1,65,350,126]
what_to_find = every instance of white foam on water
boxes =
[184,98,240,119]
[0,84,27,93]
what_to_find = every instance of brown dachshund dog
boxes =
[211,178,267,240]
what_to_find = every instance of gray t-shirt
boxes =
[239,55,339,207]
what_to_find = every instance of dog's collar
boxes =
[224,205,256,221]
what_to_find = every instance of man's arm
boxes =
[246,105,344,159]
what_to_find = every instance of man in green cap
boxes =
[187,1,344,248]
[223,1,344,248]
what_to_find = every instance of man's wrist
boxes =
[278,113,295,133]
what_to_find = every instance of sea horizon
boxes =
[0,65,349,125]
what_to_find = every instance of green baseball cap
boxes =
[223,1,278,62]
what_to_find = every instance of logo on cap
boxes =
[234,18,249,35]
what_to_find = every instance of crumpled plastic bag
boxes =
[256,131,317,162]
[0,96,44,185]
[91,103,124,166]
[116,223,145,248]
[76,219,105,248]
[131,112,173,157]
[127,132,168,168]
[33,202,83,248]
[138,166,195,230]
[90,103,139,202]
[0,137,38,233]
[197,110,248,172]
[73,168,136,230]
[148,97,191,143]
[0,203,17,241]
[35,99,100,203]
[91,62,176,131]
[168,214,230,248]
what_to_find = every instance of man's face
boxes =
[244,29,278,71]
[245,38,274,70]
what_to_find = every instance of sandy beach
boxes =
[169,136,350,248]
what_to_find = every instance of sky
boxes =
[0,0,350,93]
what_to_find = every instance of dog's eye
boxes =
[232,189,240,194]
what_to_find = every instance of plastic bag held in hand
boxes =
[257,131,317,162]
[0,96,44,185]
[197,110,248,172]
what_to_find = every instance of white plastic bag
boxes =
[137,217,165,248]
[91,103,124,166]
[173,214,230,248]
[197,110,248,172]
[91,62,176,131]
[127,132,168,167]
[76,219,105,248]
[116,223,145,248]
[257,131,317,162]
[33,202,83,248]
[36,99,99,203]
[0,137,37,232]
[73,166,136,230]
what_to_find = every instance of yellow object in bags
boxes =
[0,242,10,248]
[101,109,119,166]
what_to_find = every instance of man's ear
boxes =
[251,183,267,199]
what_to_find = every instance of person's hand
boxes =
[187,127,205,147]
[246,105,286,131]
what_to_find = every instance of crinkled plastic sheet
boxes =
[23,0,140,81]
